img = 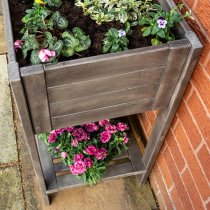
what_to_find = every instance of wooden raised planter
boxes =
[2,0,202,205]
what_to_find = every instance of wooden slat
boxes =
[55,162,136,191]
[48,67,163,103]
[21,65,52,134]
[50,85,157,117]
[52,99,153,129]
[36,137,58,193]
[45,45,169,87]
[153,39,191,109]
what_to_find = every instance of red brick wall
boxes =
[142,1,210,209]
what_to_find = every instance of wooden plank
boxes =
[140,32,202,184]
[45,45,169,87]
[55,162,135,191]
[7,62,50,205]
[21,65,52,134]
[48,67,163,103]
[50,85,157,117]
[52,99,153,129]
[36,137,58,193]
[153,39,191,109]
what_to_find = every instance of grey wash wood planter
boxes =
[3,0,202,205]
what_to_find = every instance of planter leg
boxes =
[8,63,50,205]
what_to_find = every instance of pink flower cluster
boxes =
[84,145,107,160]
[48,131,58,143]
[14,40,23,51]
[70,153,93,175]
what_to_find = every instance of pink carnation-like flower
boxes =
[95,148,107,160]
[48,131,58,143]
[74,161,86,175]
[14,40,23,51]
[55,128,66,135]
[38,48,56,63]
[100,131,111,143]
[73,128,88,141]
[98,119,110,126]
[105,124,117,133]
[84,158,93,168]
[85,123,98,133]
[123,135,129,144]
[85,145,98,156]
[54,146,60,152]
[72,139,78,147]
[74,154,84,162]
[117,122,128,131]
[61,152,68,158]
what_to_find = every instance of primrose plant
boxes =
[138,4,193,45]
[14,1,91,65]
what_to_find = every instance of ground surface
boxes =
[0,16,158,210]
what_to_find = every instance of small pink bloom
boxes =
[73,128,88,141]
[95,148,107,160]
[70,165,77,175]
[100,131,111,143]
[85,123,98,133]
[84,158,93,168]
[85,145,98,155]
[98,119,110,126]
[74,161,86,174]
[61,152,68,158]
[72,139,78,147]
[38,48,55,63]
[55,128,66,135]
[54,147,60,152]
[14,40,23,50]
[105,124,117,133]
[48,131,58,143]
[123,135,129,144]
[74,154,84,162]
[117,122,128,131]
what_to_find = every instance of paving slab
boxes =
[0,54,18,164]
[0,16,7,54]
[0,167,24,210]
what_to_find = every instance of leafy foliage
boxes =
[138,4,193,45]
[38,119,130,185]
[75,0,157,24]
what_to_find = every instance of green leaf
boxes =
[142,26,152,37]
[151,25,159,35]
[157,29,165,38]
[110,43,119,52]
[57,16,68,29]
[61,46,75,57]
[62,31,79,48]
[52,40,64,54]
[75,37,91,52]
[24,35,39,49]
[151,38,162,46]
[47,0,62,7]
[102,43,112,53]
[30,50,41,65]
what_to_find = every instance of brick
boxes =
[193,0,210,37]
[184,0,196,8]
[198,41,210,67]
[145,111,156,127]
[177,100,202,149]
[154,165,174,210]
[156,194,167,210]
[138,113,150,135]
[174,122,210,200]
[163,147,194,209]
[170,187,185,210]
[191,64,210,113]
[157,152,174,189]
[181,169,204,209]
[197,145,210,183]
[206,201,210,210]
[187,91,210,147]
[150,172,160,194]
[205,55,210,75]
[183,82,193,101]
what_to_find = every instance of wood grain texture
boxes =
[45,45,169,87]
[50,85,157,117]
[21,65,52,134]
[52,99,153,129]
[48,67,163,103]
[153,39,191,109]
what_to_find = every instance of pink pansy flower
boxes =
[117,122,128,131]
[84,158,93,168]
[98,119,110,126]
[74,161,86,174]
[14,40,23,50]
[100,131,111,143]
[85,123,98,133]
[73,128,88,141]
[157,18,167,29]
[72,139,78,147]
[123,135,129,144]
[61,152,68,158]
[48,131,58,143]
[85,145,98,156]
[74,154,84,162]
[105,124,117,133]
[38,48,56,63]
[95,148,107,160]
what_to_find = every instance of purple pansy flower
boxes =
[157,18,167,29]
[118,29,126,38]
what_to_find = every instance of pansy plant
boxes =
[138,4,193,45]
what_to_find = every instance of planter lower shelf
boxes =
[36,126,146,194]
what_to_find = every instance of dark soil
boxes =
[9,0,151,67]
